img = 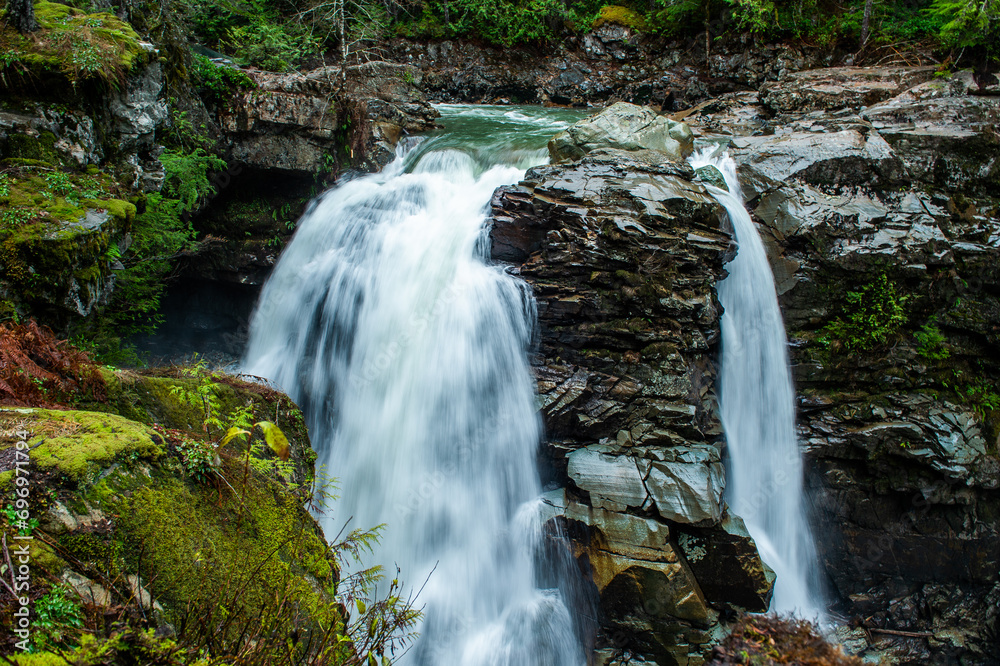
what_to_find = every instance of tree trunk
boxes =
[6,0,39,33]
[704,0,711,63]
[860,0,874,47]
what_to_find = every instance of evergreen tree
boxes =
[929,0,1000,49]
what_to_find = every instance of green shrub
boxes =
[928,0,1000,51]
[820,273,909,352]
[191,54,255,104]
[648,0,705,35]
[394,0,605,45]
[915,321,950,361]
[225,18,320,71]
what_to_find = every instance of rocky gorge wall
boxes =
[4,3,999,662]
[387,26,840,108]
[703,69,1000,663]
[1,1,438,334]
[488,66,1000,664]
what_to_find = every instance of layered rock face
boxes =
[490,106,775,664]
[185,61,439,290]
[1,42,438,329]
[388,27,831,107]
[219,61,438,176]
[696,68,1000,663]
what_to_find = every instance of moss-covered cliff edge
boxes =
[0,0,437,351]
[0,321,419,663]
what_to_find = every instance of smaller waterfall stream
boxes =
[692,153,825,619]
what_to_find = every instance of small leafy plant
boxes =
[176,436,223,483]
[33,586,85,650]
[915,321,950,361]
[820,272,909,352]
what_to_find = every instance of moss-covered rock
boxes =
[0,2,148,89]
[89,368,315,485]
[0,396,342,661]
[5,407,163,482]
[592,5,647,31]
[0,163,134,326]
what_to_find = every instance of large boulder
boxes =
[0,368,340,662]
[548,102,694,163]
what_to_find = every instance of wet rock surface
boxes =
[549,102,693,163]
[759,66,937,114]
[704,70,1000,663]
[491,147,774,663]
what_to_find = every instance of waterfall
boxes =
[243,107,585,665]
[692,152,825,619]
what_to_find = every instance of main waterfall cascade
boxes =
[692,152,826,619]
[243,106,587,666]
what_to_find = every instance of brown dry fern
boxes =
[0,320,107,407]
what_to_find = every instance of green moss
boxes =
[29,539,70,578]
[593,5,648,30]
[1,158,54,168]
[0,385,346,661]
[0,2,148,87]
[93,369,315,479]
[6,131,59,163]
[0,164,134,320]
[11,630,215,666]
[60,531,126,577]
[5,408,163,481]
[6,653,71,665]
[110,465,341,646]
[92,198,137,224]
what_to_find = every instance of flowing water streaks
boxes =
[691,151,825,620]
[244,106,588,665]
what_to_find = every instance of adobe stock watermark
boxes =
[8,426,34,653]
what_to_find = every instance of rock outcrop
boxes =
[491,110,775,662]
[388,29,831,107]
[759,66,937,113]
[702,66,1000,664]
[0,367,334,660]
[219,61,438,176]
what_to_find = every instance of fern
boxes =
[0,319,107,407]
[107,149,227,334]
[159,149,228,214]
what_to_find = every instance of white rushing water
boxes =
[243,106,586,665]
[691,152,825,619]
